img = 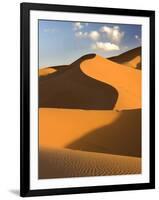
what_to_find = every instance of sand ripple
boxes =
[39,148,141,179]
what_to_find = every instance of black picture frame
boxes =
[20,2,155,197]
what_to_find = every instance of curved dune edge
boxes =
[109,46,141,69]
[80,54,141,110]
[39,55,118,110]
[39,148,141,179]
[123,55,141,69]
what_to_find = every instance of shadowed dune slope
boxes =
[39,54,118,110]
[67,109,141,157]
[39,148,141,179]
[109,47,141,69]
[39,108,141,157]
[80,54,141,110]
[39,108,120,149]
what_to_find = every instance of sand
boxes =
[39,67,57,77]
[39,55,118,110]
[39,108,141,157]
[38,47,142,179]
[39,148,141,179]
[80,55,141,110]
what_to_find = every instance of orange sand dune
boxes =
[109,47,141,69]
[39,148,141,179]
[39,67,56,77]
[39,108,120,148]
[39,53,141,110]
[39,54,118,110]
[38,50,142,178]
[39,64,71,77]
[80,54,141,110]
[39,108,141,157]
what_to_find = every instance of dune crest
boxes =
[39,54,118,110]
[109,47,141,69]
[80,54,141,110]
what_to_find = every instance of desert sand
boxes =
[39,148,141,179]
[80,54,141,110]
[39,108,141,157]
[39,67,57,77]
[38,47,142,179]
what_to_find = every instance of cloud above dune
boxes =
[73,22,125,52]
[100,25,124,43]
[92,42,120,51]
[75,31,88,38]
[134,35,141,41]
[89,31,100,40]
[73,22,84,30]
[75,30,100,41]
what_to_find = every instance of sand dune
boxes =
[39,54,118,110]
[109,47,141,69]
[39,67,57,77]
[39,53,141,110]
[38,49,142,179]
[39,148,141,179]
[67,109,141,157]
[80,54,141,110]
[39,108,141,157]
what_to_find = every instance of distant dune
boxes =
[39,67,57,77]
[39,108,141,157]
[109,47,141,69]
[39,148,141,179]
[39,65,70,77]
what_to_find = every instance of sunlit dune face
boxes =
[39,67,56,77]
[39,108,120,149]
[80,55,141,110]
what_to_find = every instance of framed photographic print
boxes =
[20,2,155,197]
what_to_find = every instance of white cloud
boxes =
[75,31,88,38]
[100,25,124,43]
[134,35,140,40]
[75,30,100,41]
[73,22,83,30]
[135,35,139,39]
[92,42,120,51]
[89,31,100,40]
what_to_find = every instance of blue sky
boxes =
[39,20,141,68]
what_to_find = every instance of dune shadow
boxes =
[136,62,141,70]
[39,54,118,110]
[66,109,141,157]
[109,46,141,69]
